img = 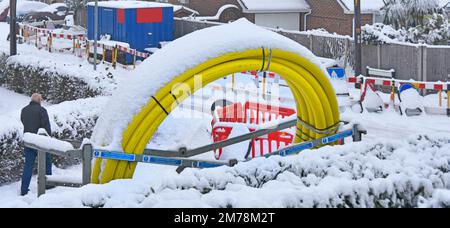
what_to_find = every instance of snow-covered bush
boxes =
[371,0,450,45]
[383,0,442,29]
[0,53,7,79]
[0,97,108,184]
[362,23,409,44]
[362,16,450,45]
[21,134,450,208]
[407,13,450,45]
[0,56,104,104]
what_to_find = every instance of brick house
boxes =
[237,0,310,31]
[150,0,450,35]
[155,0,379,34]
[305,0,384,35]
[155,0,310,30]
[154,0,247,22]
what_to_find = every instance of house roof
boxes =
[338,0,450,14]
[195,4,239,21]
[86,1,173,9]
[238,0,310,13]
[172,5,199,16]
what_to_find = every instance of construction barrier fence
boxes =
[347,75,450,116]
[19,24,151,69]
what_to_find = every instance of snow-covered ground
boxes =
[1,129,450,208]
[1,18,450,208]
[1,51,449,207]
[1,81,449,207]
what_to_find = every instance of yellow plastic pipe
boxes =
[91,48,340,184]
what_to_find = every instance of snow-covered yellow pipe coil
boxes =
[91,48,340,184]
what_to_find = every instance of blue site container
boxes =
[87,1,173,64]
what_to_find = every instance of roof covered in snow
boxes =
[36,3,67,13]
[339,0,450,14]
[172,5,199,16]
[15,1,48,15]
[238,0,310,13]
[195,4,239,21]
[0,0,10,13]
[87,1,173,9]
[1,0,49,16]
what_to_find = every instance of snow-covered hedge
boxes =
[0,53,7,78]
[25,134,450,208]
[0,56,103,104]
[363,15,450,45]
[0,97,108,184]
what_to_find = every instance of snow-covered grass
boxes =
[0,164,83,207]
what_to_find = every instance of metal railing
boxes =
[24,122,367,197]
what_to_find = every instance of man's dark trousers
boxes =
[21,147,52,196]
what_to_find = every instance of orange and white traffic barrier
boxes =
[347,76,449,91]
[240,71,278,79]
[87,40,150,67]
[116,45,149,58]
[50,33,85,41]
[21,24,86,56]
[348,75,450,116]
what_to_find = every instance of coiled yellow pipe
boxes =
[92,48,340,184]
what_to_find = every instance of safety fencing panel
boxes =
[426,46,450,82]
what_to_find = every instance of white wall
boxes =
[254,13,300,31]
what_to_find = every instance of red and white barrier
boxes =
[240,71,278,79]
[212,102,296,160]
[347,76,449,91]
[87,41,149,59]
[22,24,86,41]
[348,75,450,116]
[116,45,149,58]
[50,33,85,41]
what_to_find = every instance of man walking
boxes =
[20,93,52,196]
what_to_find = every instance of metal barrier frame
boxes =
[23,141,93,197]
[25,123,366,197]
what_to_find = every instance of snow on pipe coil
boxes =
[91,48,339,184]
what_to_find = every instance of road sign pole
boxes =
[9,0,17,56]
[354,0,362,77]
[93,0,98,71]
